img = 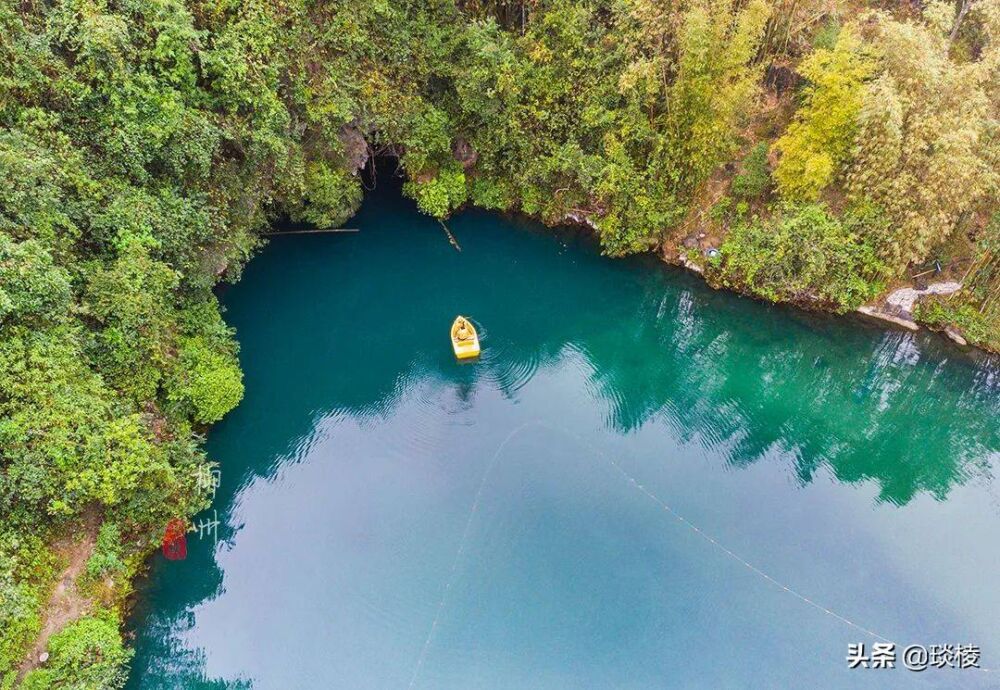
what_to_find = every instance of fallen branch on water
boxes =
[439,220,462,252]
[264,227,359,236]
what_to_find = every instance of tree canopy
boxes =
[1,0,998,685]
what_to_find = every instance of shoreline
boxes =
[107,205,993,687]
[663,248,990,355]
[472,204,995,358]
[547,208,993,358]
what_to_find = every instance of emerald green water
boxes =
[127,173,1000,689]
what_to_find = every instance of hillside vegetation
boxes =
[0,0,998,686]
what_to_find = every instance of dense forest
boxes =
[0,0,997,686]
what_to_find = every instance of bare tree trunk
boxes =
[949,0,976,47]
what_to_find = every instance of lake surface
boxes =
[127,171,1000,689]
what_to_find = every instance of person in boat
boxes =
[455,318,472,341]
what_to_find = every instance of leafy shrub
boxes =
[812,19,841,50]
[730,143,771,201]
[717,203,887,311]
[20,611,132,690]
[166,336,244,424]
[292,162,363,229]
[0,326,175,517]
[0,534,53,680]
[161,300,244,424]
[85,245,179,403]
[84,523,126,584]
[469,176,514,211]
[594,137,684,257]
[916,214,1000,352]
[772,28,875,201]
[404,163,467,218]
[918,299,999,352]
[0,235,72,326]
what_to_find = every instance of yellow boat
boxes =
[451,316,480,359]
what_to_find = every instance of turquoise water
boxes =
[127,172,1000,689]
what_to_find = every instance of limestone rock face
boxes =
[338,124,370,174]
[884,281,962,318]
[452,137,478,169]
[944,327,968,346]
[856,281,963,334]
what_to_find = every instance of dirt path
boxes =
[16,513,100,683]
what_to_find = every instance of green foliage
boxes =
[84,523,126,585]
[161,299,244,424]
[86,244,179,403]
[712,195,761,225]
[0,130,75,244]
[595,136,681,256]
[0,4,273,673]
[451,0,769,252]
[400,105,454,176]
[0,533,54,678]
[847,13,997,268]
[166,335,244,424]
[0,235,72,326]
[730,143,772,201]
[916,214,1000,352]
[918,298,1000,351]
[469,176,514,211]
[717,203,888,311]
[404,163,468,218]
[0,325,176,517]
[292,162,364,229]
[812,19,842,50]
[0,0,998,684]
[20,611,132,690]
[663,0,771,193]
[773,27,875,201]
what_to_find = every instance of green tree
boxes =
[731,143,772,201]
[0,235,72,326]
[166,335,244,424]
[85,244,179,403]
[291,161,364,229]
[718,203,887,310]
[404,162,468,218]
[662,0,772,193]
[848,14,996,268]
[773,27,875,201]
[21,611,132,690]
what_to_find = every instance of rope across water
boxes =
[406,421,992,687]
[406,422,536,689]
